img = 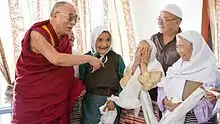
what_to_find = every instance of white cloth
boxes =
[140,90,159,124]
[110,39,163,123]
[159,88,205,124]
[115,68,142,109]
[111,68,159,124]
[162,4,182,18]
[98,96,118,124]
[213,98,220,116]
[90,26,112,55]
[116,39,163,109]
[158,30,219,102]
[209,73,220,115]
[158,30,219,123]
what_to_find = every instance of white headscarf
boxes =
[158,30,219,102]
[90,26,112,55]
[168,30,218,82]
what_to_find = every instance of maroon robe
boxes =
[12,20,83,124]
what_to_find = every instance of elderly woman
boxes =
[114,39,164,123]
[79,26,125,124]
[157,31,219,124]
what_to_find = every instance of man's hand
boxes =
[87,56,104,72]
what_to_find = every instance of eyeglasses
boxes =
[157,17,177,23]
[56,12,80,24]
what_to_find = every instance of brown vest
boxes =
[151,32,180,74]
[85,52,120,91]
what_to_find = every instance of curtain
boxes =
[201,0,211,44]
[0,39,12,103]
[214,0,220,67]
[2,0,135,102]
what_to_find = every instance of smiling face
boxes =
[176,36,193,61]
[95,31,112,55]
[158,11,181,34]
[51,3,79,35]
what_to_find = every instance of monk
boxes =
[12,1,102,124]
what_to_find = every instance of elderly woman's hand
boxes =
[163,97,181,112]
[141,45,151,64]
[132,46,144,73]
[103,100,115,111]
[134,46,143,64]
[204,88,217,102]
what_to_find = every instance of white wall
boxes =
[129,0,203,44]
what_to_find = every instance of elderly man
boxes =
[150,4,182,119]
[12,2,102,124]
[151,4,182,74]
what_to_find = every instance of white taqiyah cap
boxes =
[162,4,182,18]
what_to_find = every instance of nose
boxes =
[101,42,107,47]
[100,41,108,47]
[157,18,164,25]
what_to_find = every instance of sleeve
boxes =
[118,55,126,80]
[115,55,126,96]
[193,81,218,123]
[79,52,91,82]
[157,87,166,112]
[114,55,126,114]
[119,66,133,89]
[193,98,215,123]
[79,63,88,82]
[138,71,162,91]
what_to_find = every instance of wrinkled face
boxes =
[158,11,180,34]
[51,3,80,35]
[176,36,193,61]
[95,31,112,55]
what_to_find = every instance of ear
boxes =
[176,19,181,26]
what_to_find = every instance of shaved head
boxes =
[50,1,76,16]
[50,1,78,36]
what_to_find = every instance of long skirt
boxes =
[184,110,216,124]
[82,93,108,124]
[120,101,160,124]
